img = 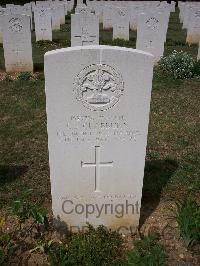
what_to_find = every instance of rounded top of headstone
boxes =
[44,45,154,59]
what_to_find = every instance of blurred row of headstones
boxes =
[0,0,199,73]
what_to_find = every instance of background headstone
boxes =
[186,8,200,44]
[34,8,52,41]
[136,11,167,63]
[71,13,99,46]
[113,7,129,40]
[2,14,33,72]
[0,8,8,44]
[51,5,61,30]
[103,5,113,30]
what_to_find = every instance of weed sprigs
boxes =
[0,189,49,265]
[17,72,32,81]
[173,197,200,248]
[0,217,16,265]
[126,233,167,266]
[34,224,125,266]
[9,188,49,229]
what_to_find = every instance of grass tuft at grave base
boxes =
[0,8,199,265]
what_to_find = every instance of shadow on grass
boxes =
[140,159,178,227]
[0,165,28,185]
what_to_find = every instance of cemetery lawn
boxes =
[0,9,199,265]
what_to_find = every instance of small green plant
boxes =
[173,197,200,248]
[9,188,49,230]
[34,224,125,266]
[0,239,15,265]
[0,190,49,264]
[159,50,195,79]
[126,233,167,266]
[18,72,32,81]
[33,240,69,266]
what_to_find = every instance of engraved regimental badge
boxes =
[146,17,159,30]
[9,18,23,32]
[74,64,124,111]
[118,10,126,17]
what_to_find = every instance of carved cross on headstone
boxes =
[81,146,113,192]
[74,27,96,45]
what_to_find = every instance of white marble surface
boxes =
[2,14,33,72]
[71,13,99,47]
[44,45,154,234]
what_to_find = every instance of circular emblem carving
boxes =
[74,64,124,111]
[9,18,23,32]
[118,10,126,16]
[146,17,159,30]
[39,9,46,16]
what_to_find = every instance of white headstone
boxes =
[61,0,68,15]
[34,8,52,42]
[93,2,103,24]
[6,4,14,9]
[103,5,113,30]
[171,1,176,12]
[113,7,129,40]
[186,9,200,44]
[57,4,66,25]
[0,8,8,43]
[2,14,33,72]
[75,4,92,15]
[51,5,61,30]
[36,1,50,8]
[136,12,166,63]
[7,4,33,30]
[71,13,99,47]
[129,5,140,31]
[44,45,154,234]
[76,0,84,7]
[70,0,75,12]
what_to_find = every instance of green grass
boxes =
[173,197,200,248]
[0,8,199,210]
[126,233,167,266]
[0,78,49,204]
